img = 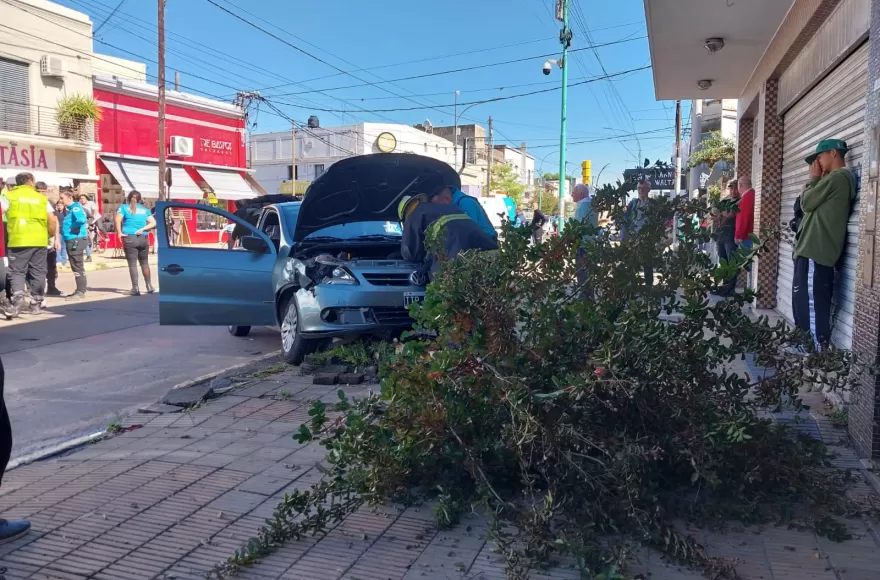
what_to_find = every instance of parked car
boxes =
[155,153,459,364]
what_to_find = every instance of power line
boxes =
[267,66,651,114]
[266,34,647,97]
[92,0,127,35]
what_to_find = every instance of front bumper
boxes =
[296,280,425,337]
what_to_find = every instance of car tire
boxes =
[279,297,317,365]
[228,325,251,337]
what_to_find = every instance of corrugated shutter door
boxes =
[777,42,868,349]
[0,57,29,134]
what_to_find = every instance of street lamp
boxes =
[453,90,460,162]
[593,162,611,188]
[545,0,572,230]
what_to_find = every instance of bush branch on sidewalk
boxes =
[211,182,875,579]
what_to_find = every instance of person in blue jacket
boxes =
[59,189,88,299]
[426,184,497,240]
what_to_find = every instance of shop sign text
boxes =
[0,142,55,172]
[200,138,233,152]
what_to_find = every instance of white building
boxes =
[0,0,100,190]
[687,98,738,193]
[494,144,536,187]
[249,123,462,194]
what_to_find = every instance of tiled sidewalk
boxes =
[0,367,878,580]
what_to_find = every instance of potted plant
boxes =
[56,94,101,140]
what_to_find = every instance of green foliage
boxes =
[56,94,101,124]
[826,407,849,428]
[490,162,526,206]
[536,189,560,216]
[213,181,873,579]
[687,131,735,171]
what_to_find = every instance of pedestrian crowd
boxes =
[0,172,159,319]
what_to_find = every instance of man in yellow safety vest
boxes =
[1,173,58,316]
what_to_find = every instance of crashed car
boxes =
[155,153,458,364]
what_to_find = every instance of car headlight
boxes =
[324,266,358,285]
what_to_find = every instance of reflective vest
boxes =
[5,185,48,248]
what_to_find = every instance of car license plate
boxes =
[404,292,426,306]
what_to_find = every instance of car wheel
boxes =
[279,297,316,365]
[228,325,251,337]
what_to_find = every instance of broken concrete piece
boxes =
[338,373,364,385]
[161,383,215,407]
[139,403,185,415]
[313,373,339,385]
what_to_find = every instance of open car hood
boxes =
[293,153,461,242]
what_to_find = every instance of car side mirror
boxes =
[241,235,269,254]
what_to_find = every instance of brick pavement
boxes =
[0,368,879,580]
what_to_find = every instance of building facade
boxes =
[644,0,880,459]
[94,75,259,245]
[0,0,100,194]
[249,123,461,195]
[687,99,739,193]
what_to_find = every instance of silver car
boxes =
[155,153,457,364]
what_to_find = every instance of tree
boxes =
[215,182,869,580]
[687,131,735,172]
[489,162,526,206]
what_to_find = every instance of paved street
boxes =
[0,267,279,462]
[0,369,876,580]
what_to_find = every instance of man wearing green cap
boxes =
[792,138,856,348]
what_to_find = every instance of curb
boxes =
[8,351,282,471]
[8,430,105,470]
[169,350,282,391]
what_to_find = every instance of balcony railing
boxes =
[0,101,95,142]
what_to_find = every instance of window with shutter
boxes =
[0,57,29,134]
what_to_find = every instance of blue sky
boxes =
[58,0,688,184]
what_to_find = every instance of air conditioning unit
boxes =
[40,55,65,78]
[169,136,194,157]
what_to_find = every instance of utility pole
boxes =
[486,116,493,196]
[157,0,167,201]
[557,0,571,231]
[174,71,179,91]
[453,90,460,166]
[291,121,297,192]
[673,99,682,247]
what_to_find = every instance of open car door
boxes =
[155,202,277,327]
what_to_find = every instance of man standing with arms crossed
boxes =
[0,173,58,316]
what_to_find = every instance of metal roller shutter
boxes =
[0,57,30,134]
[777,42,868,349]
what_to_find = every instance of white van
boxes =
[478,196,512,235]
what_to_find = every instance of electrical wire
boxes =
[92,0,127,35]
[266,66,651,114]
[265,34,647,97]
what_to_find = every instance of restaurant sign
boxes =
[0,141,56,173]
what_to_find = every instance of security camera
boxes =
[543,60,553,76]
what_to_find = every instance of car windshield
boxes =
[305,221,402,241]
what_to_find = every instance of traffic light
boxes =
[581,160,591,184]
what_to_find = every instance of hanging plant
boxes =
[56,94,101,139]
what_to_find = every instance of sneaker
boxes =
[45,287,63,297]
[0,518,31,544]
[145,284,156,294]
[126,288,141,297]
[65,292,86,301]
[27,302,43,315]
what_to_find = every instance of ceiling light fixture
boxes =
[697,79,713,90]
[704,38,725,54]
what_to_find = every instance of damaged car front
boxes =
[155,153,457,365]
[277,210,428,353]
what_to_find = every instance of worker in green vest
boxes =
[1,173,58,316]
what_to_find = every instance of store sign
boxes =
[199,138,233,152]
[0,141,56,172]
[623,167,678,190]
[280,180,310,195]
